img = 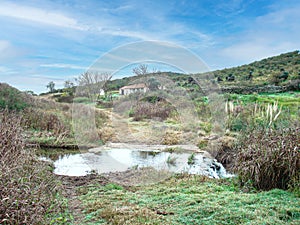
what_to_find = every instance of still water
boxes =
[40,148,233,178]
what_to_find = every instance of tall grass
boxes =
[233,127,300,191]
[225,100,287,131]
[0,110,70,224]
[22,108,71,137]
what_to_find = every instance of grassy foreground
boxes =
[78,175,300,225]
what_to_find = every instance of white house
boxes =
[99,89,105,96]
[119,83,148,95]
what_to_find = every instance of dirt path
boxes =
[97,107,193,145]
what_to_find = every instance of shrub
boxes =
[0,83,28,111]
[233,127,300,191]
[162,130,181,145]
[197,139,208,149]
[0,110,70,224]
[131,101,175,121]
[199,121,212,133]
[98,127,114,143]
[22,108,70,138]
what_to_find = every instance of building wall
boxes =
[119,87,147,95]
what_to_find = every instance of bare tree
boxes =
[76,71,112,101]
[132,64,148,76]
[64,80,74,89]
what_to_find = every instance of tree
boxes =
[64,80,74,89]
[46,81,55,93]
[63,80,75,96]
[132,64,148,76]
[76,71,112,100]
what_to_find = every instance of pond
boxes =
[40,147,234,179]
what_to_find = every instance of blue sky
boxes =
[0,0,299,93]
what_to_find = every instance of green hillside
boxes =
[211,50,300,85]
[107,50,300,94]
[0,83,32,111]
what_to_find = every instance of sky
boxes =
[0,0,299,93]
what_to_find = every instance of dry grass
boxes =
[0,110,70,224]
[162,130,181,145]
[131,101,175,121]
[233,127,300,191]
[22,108,71,137]
[98,126,114,142]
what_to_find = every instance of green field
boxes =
[79,175,300,225]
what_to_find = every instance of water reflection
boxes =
[40,148,233,178]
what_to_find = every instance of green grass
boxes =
[78,175,300,225]
[73,97,94,104]
[47,193,74,225]
[224,92,300,105]
[223,92,300,119]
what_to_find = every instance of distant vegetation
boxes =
[43,51,300,104]
[105,50,300,94]
[211,50,300,84]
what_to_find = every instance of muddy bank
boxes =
[27,140,98,150]
[57,173,110,187]
[89,142,211,156]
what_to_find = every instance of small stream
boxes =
[40,147,234,179]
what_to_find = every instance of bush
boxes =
[131,101,175,121]
[22,108,70,137]
[0,83,28,111]
[233,127,300,191]
[162,130,181,145]
[197,139,208,149]
[0,110,70,224]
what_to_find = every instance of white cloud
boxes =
[0,1,160,41]
[220,42,293,63]
[219,5,300,65]
[100,28,153,40]
[0,40,24,61]
[0,2,87,30]
[214,0,250,17]
[40,63,87,70]
[0,66,16,74]
[0,73,65,93]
